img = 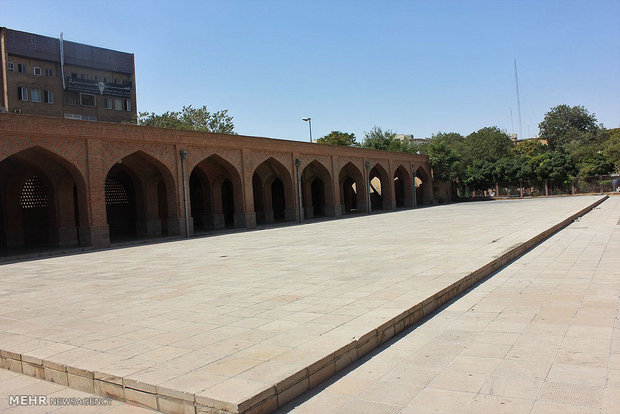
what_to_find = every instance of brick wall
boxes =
[0,113,432,250]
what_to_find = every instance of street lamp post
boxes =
[302,117,312,143]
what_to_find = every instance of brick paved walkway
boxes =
[280,197,620,413]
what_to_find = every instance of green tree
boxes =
[422,132,465,182]
[602,128,620,172]
[513,139,548,157]
[465,127,513,164]
[566,142,615,177]
[493,155,528,183]
[361,126,397,150]
[538,105,600,150]
[538,105,617,177]
[529,151,577,186]
[361,126,417,153]
[137,105,235,134]
[316,131,359,147]
[465,160,495,190]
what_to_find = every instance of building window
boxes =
[64,113,96,121]
[8,62,14,71]
[31,89,41,102]
[80,93,96,107]
[44,90,54,104]
[17,86,28,101]
[104,98,112,109]
[18,63,27,73]
[33,67,42,76]
[71,73,78,79]
[81,74,89,80]
[114,98,123,111]
[124,99,131,111]
[65,93,79,105]
[45,68,53,77]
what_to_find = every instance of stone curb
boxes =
[0,195,608,414]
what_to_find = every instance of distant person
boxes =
[613,178,619,192]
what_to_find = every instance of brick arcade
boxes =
[0,113,432,252]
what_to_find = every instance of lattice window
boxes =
[105,177,129,205]
[20,176,48,209]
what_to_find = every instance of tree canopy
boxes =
[420,132,464,182]
[537,105,615,176]
[361,126,397,150]
[316,131,359,147]
[603,128,620,172]
[136,105,235,134]
[464,126,513,164]
[361,126,415,152]
[539,105,600,150]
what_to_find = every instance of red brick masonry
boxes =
[0,113,431,250]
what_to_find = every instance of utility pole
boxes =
[514,59,523,139]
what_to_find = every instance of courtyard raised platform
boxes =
[0,196,607,413]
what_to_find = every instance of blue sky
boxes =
[3,0,619,141]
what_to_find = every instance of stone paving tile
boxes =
[0,368,156,413]
[280,196,619,413]
[0,196,609,412]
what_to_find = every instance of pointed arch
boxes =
[338,162,367,214]
[394,164,413,208]
[104,150,179,241]
[301,160,335,219]
[415,166,433,206]
[252,157,295,224]
[190,154,244,231]
[368,163,392,210]
[0,146,89,251]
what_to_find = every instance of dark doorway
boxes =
[105,171,136,240]
[157,180,168,236]
[190,171,206,231]
[0,192,5,249]
[272,178,285,221]
[343,178,357,213]
[252,174,265,224]
[222,179,235,228]
[311,178,325,217]
[394,176,405,207]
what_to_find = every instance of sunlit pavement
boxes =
[0,196,609,413]
[281,197,620,414]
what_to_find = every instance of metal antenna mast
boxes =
[514,59,523,139]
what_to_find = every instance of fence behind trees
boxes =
[459,175,619,200]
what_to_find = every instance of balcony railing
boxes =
[65,78,132,98]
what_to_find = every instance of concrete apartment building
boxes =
[0,27,136,122]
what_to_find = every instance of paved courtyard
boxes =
[281,196,620,413]
[0,196,608,413]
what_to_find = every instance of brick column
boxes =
[329,155,341,217]
[241,149,256,228]
[85,139,110,248]
[384,160,396,210]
